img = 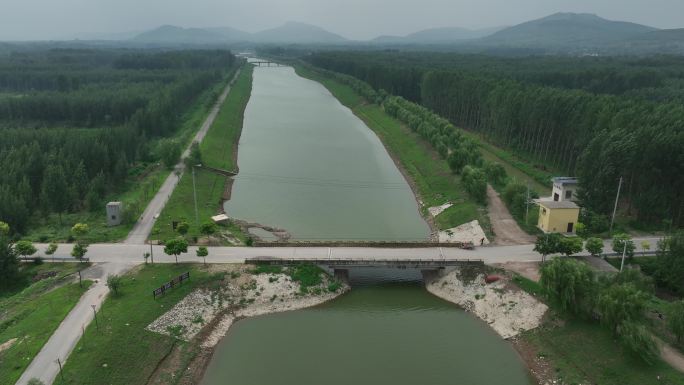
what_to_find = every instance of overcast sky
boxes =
[1,0,683,41]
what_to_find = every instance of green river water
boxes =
[223,65,430,241]
[201,269,532,385]
[205,65,531,385]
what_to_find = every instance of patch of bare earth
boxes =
[511,336,561,385]
[494,261,541,282]
[487,184,536,246]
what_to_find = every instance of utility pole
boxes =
[619,242,627,272]
[91,305,99,331]
[609,176,623,234]
[57,357,65,382]
[150,242,154,264]
[192,165,199,227]
[525,183,530,222]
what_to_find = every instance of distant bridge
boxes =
[196,164,237,177]
[251,61,285,67]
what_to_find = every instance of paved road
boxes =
[16,262,135,385]
[33,236,662,266]
[125,68,242,244]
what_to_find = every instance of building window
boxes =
[542,208,547,215]
[111,215,116,220]
[565,190,573,199]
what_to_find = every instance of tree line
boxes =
[305,51,684,228]
[0,48,237,234]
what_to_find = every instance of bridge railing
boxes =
[245,257,484,267]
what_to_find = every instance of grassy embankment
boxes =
[52,263,222,385]
[24,67,241,244]
[0,263,92,384]
[153,65,253,243]
[295,66,488,233]
[513,275,684,384]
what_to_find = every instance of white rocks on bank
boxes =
[426,269,547,339]
[146,268,348,346]
[428,202,453,217]
[438,220,489,245]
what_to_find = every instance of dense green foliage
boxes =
[306,51,684,228]
[539,258,595,314]
[653,231,684,294]
[0,48,237,234]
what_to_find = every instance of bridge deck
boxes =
[246,257,484,268]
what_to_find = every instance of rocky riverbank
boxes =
[425,268,547,339]
[147,265,348,343]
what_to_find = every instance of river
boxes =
[223,65,430,241]
[201,269,532,385]
[205,64,531,385]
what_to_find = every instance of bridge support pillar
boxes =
[334,269,350,284]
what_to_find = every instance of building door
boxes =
[567,222,574,233]
[554,193,560,201]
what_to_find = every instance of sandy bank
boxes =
[425,269,547,339]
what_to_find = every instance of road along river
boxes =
[223,65,430,241]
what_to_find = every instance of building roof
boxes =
[536,200,579,209]
[552,177,578,185]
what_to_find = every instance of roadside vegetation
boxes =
[0,256,92,384]
[0,48,239,243]
[154,65,253,243]
[517,231,684,384]
[52,264,222,385]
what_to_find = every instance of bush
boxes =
[668,300,684,343]
[484,161,507,187]
[597,283,648,333]
[289,264,323,293]
[328,281,342,292]
[461,165,487,204]
[106,274,123,295]
[540,257,595,314]
[158,139,182,168]
[33,256,44,265]
[617,320,659,364]
[585,237,604,257]
[612,233,635,258]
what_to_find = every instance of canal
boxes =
[201,269,532,385]
[223,65,430,241]
[205,64,531,385]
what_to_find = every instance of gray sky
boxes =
[1,0,683,41]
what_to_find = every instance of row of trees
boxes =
[305,52,684,228]
[0,48,238,234]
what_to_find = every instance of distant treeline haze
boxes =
[306,52,684,228]
[0,49,236,233]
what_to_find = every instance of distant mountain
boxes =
[480,13,657,48]
[204,27,253,42]
[130,22,347,45]
[251,22,347,44]
[373,27,503,44]
[131,25,228,44]
[74,30,144,41]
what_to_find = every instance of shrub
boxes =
[612,233,635,258]
[585,237,604,257]
[617,320,659,364]
[539,257,595,314]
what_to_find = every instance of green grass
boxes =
[296,66,484,231]
[525,320,684,385]
[0,270,92,385]
[154,65,253,242]
[22,68,240,244]
[52,264,223,385]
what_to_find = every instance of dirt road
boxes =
[486,185,536,245]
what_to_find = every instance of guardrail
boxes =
[245,257,484,267]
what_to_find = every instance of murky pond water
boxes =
[201,269,532,385]
[223,65,430,241]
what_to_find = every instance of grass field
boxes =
[514,273,684,384]
[23,67,240,244]
[154,65,253,242]
[52,263,223,385]
[0,264,92,384]
[296,66,485,231]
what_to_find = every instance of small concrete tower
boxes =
[106,202,123,227]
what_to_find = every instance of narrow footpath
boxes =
[15,263,135,385]
[125,67,242,245]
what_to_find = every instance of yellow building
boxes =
[536,200,580,234]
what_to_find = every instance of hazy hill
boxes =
[251,22,347,44]
[373,27,502,44]
[204,27,252,42]
[481,13,657,48]
[132,25,227,44]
